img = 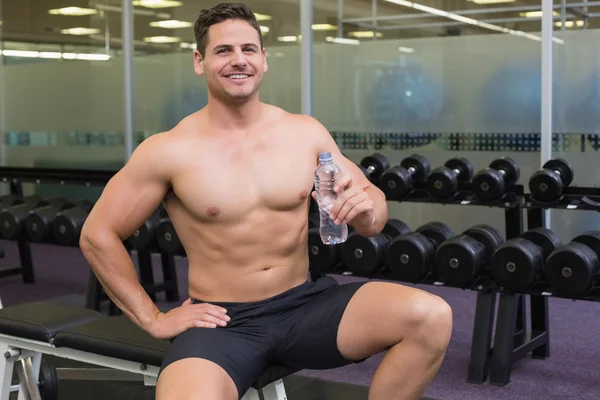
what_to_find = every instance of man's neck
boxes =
[206,94,263,132]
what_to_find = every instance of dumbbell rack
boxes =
[0,167,178,315]
[488,185,600,386]
[384,181,527,385]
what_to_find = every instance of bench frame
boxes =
[0,333,287,400]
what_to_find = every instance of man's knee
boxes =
[410,294,453,354]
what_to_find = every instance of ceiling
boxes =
[1,0,598,54]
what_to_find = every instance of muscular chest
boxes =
[172,134,315,220]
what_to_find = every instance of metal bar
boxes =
[466,291,496,384]
[338,0,344,37]
[376,15,569,31]
[122,0,135,160]
[561,0,567,32]
[300,0,313,116]
[372,0,378,40]
[55,367,144,381]
[584,0,590,28]
[0,167,116,184]
[0,2,5,172]
[342,1,600,23]
[541,0,553,230]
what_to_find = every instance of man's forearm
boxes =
[351,185,388,237]
[80,234,160,331]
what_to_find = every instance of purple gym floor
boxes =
[1,241,598,400]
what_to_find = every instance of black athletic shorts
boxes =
[159,275,366,399]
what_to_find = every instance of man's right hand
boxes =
[148,298,230,340]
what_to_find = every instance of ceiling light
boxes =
[75,53,111,61]
[313,24,338,31]
[555,20,584,28]
[1,50,39,58]
[133,0,182,9]
[326,36,360,45]
[349,31,383,38]
[260,26,270,34]
[180,42,197,49]
[398,46,414,53]
[39,52,63,59]
[254,13,272,21]
[520,11,559,18]
[384,0,563,44]
[48,7,98,16]
[149,20,192,29]
[60,27,101,35]
[469,0,515,4]
[277,36,300,42]
[143,36,181,43]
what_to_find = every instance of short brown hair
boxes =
[194,3,263,57]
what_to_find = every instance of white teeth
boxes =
[228,74,249,79]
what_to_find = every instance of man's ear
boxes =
[262,47,268,73]
[193,50,205,76]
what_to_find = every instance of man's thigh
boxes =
[157,358,238,400]
[336,281,452,361]
[271,277,368,370]
[158,326,271,399]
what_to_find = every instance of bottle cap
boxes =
[319,152,333,162]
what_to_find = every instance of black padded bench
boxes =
[0,301,296,400]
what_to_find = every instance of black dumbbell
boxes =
[490,227,561,292]
[308,213,319,230]
[155,217,183,255]
[341,219,411,276]
[386,221,454,282]
[379,154,431,200]
[24,199,92,243]
[359,153,390,182]
[127,206,168,251]
[52,201,95,246]
[435,225,504,286]
[426,157,474,198]
[472,157,520,201]
[308,225,356,275]
[529,158,574,202]
[545,231,600,295]
[0,196,50,240]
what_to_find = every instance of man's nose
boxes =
[230,49,247,67]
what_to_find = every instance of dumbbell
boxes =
[529,158,574,202]
[472,157,520,201]
[435,225,504,286]
[155,217,183,255]
[25,199,92,243]
[358,153,390,182]
[0,195,50,240]
[491,227,561,292]
[386,221,454,282]
[545,231,600,295]
[308,225,356,275]
[341,219,411,276]
[52,201,95,246]
[426,157,474,198]
[379,154,431,200]
[127,206,168,251]
[308,213,319,230]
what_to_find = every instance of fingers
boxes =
[330,187,361,222]
[340,199,374,224]
[333,191,370,224]
[334,175,352,193]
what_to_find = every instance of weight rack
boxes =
[487,185,600,385]
[0,167,178,315]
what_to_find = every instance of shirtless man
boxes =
[79,3,453,400]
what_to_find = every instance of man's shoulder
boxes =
[276,108,328,134]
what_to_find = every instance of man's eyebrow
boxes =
[212,43,259,51]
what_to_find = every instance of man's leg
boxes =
[337,281,453,400]
[156,358,238,400]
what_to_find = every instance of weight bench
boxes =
[0,301,296,400]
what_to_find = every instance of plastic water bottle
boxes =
[314,152,348,245]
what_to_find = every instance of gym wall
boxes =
[2,29,600,241]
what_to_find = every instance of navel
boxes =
[206,207,221,217]
[299,190,309,200]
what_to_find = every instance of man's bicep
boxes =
[83,142,170,241]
